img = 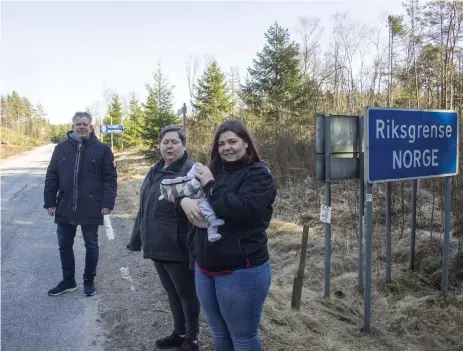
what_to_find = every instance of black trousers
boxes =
[153,260,200,340]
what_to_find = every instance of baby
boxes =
[159,163,223,242]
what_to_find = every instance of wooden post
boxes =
[291,224,310,310]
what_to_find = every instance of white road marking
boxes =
[104,215,115,240]
[120,267,136,291]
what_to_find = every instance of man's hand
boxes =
[47,207,56,216]
[102,208,111,215]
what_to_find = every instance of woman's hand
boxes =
[194,163,214,186]
[180,198,207,228]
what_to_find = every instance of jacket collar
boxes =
[156,151,189,174]
[66,130,98,145]
[221,157,250,172]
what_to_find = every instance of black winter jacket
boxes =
[131,152,194,262]
[43,131,117,225]
[185,159,277,273]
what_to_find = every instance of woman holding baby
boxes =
[128,125,200,351]
[180,119,277,351]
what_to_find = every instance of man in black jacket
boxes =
[44,111,117,297]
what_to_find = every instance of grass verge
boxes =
[115,148,463,351]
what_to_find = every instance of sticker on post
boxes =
[366,194,373,202]
[320,205,332,224]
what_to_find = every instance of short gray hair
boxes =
[158,125,186,145]
[72,111,92,125]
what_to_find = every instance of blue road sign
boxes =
[100,124,124,134]
[365,107,459,183]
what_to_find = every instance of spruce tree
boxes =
[241,22,304,129]
[103,93,124,149]
[123,93,144,147]
[192,59,234,125]
[142,62,179,157]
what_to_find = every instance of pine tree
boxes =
[241,22,304,130]
[103,93,124,149]
[141,84,159,143]
[192,60,235,125]
[123,92,144,147]
[142,62,179,156]
[152,62,179,129]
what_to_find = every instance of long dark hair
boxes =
[208,119,261,176]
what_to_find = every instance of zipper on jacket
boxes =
[92,157,99,175]
[72,142,82,211]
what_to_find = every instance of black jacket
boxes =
[185,159,277,273]
[131,152,194,262]
[43,131,117,225]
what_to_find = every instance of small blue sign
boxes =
[365,107,459,183]
[100,124,124,134]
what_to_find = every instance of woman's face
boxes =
[218,131,248,162]
[159,131,185,164]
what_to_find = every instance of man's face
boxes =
[73,117,91,138]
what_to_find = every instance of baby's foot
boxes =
[208,233,222,242]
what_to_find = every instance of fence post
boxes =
[291,215,312,310]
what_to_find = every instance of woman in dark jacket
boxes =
[128,125,200,351]
[180,120,277,351]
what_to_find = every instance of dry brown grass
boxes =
[114,148,154,218]
[1,144,37,161]
[115,147,463,351]
[0,127,45,161]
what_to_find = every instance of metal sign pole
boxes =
[364,183,373,331]
[409,180,418,270]
[182,103,187,136]
[385,183,392,282]
[358,116,364,292]
[364,107,372,331]
[324,114,332,298]
[110,116,114,152]
[442,176,452,297]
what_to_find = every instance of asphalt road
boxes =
[1,145,105,351]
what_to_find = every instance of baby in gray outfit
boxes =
[159,163,223,242]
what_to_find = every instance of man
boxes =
[44,111,117,297]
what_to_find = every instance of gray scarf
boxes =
[70,132,89,141]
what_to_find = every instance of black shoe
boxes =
[155,333,184,349]
[179,338,199,351]
[84,280,96,296]
[48,280,77,296]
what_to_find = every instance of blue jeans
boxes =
[195,260,271,351]
[57,223,99,282]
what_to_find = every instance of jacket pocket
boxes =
[87,194,102,218]
[91,157,100,175]
[147,216,185,260]
[56,193,65,216]
[203,235,247,271]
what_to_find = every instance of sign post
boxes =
[182,103,187,134]
[315,114,362,295]
[99,124,125,152]
[364,107,459,331]
[178,103,187,136]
